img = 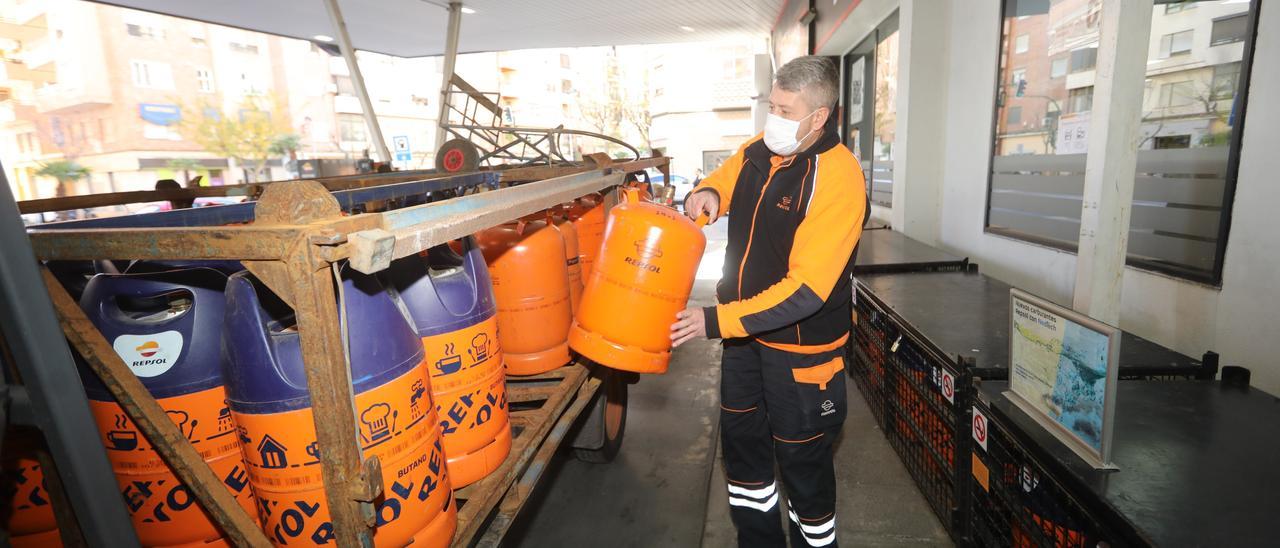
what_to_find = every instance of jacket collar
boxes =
[744,120,841,172]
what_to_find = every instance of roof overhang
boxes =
[93,0,784,57]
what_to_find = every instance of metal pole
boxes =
[323,0,393,163]
[435,2,464,153]
[1071,0,1154,325]
[0,165,139,547]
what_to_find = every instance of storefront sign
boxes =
[140,103,182,126]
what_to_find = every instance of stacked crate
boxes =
[967,394,1117,548]
[850,267,1218,545]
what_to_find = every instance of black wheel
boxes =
[572,367,629,463]
[435,138,480,173]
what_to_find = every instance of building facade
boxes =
[0,0,439,200]
[647,41,764,179]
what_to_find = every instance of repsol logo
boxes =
[131,358,168,367]
[624,256,661,273]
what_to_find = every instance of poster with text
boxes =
[1009,296,1111,452]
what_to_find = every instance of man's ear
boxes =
[812,107,830,131]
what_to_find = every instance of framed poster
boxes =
[847,57,865,124]
[1005,288,1120,469]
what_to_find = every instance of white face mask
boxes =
[763,109,819,156]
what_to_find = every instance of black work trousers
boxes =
[719,339,847,548]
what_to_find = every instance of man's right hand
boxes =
[684,189,720,224]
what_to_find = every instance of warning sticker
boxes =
[112,331,183,378]
[940,370,955,404]
[971,452,990,492]
[972,406,989,451]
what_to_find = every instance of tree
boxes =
[269,133,302,158]
[579,48,625,138]
[165,158,203,186]
[622,65,653,152]
[179,95,292,183]
[35,159,90,198]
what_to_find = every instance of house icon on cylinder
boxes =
[257,435,288,469]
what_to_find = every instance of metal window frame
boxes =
[839,10,900,209]
[983,0,1262,286]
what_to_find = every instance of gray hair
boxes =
[774,56,838,111]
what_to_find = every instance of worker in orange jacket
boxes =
[672,56,868,548]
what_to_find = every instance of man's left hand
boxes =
[671,307,707,348]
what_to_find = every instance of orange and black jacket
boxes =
[693,128,867,352]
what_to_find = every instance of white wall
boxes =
[1213,3,1280,394]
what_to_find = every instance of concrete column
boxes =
[891,0,950,245]
[434,2,463,154]
[322,0,392,163]
[752,53,772,134]
[1071,0,1154,325]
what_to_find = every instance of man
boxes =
[671,56,867,548]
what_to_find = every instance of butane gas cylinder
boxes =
[77,267,258,546]
[566,194,606,280]
[569,190,707,374]
[223,269,455,547]
[476,220,573,376]
[550,214,585,314]
[519,210,583,314]
[386,238,511,488]
[1,434,62,548]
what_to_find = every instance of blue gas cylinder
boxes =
[77,267,258,546]
[386,238,511,488]
[222,268,456,547]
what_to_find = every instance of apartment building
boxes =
[648,41,764,179]
[0,0,438,199]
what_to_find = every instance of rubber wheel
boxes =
[573,368,629,463]
[435,138,480,173]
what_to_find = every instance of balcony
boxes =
[34,81,111,114]
[0,8,48,43]
[2,58,55,85]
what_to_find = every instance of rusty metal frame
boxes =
[18,156,674,218]
[24,157,669,546]
[439,73,642,167]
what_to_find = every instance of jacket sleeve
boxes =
[689,135,760,218]
[703,156,867,340]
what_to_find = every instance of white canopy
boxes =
[94,0,783,57]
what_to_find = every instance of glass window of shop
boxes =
[842,12,899,209]
[986,0,1259,284]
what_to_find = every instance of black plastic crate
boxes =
[850,290,892,430]
[853,229,969,275]
[856,290,973,538]
[857,270,1219,382]
[967,395,1120,548]
[882,334,966,534]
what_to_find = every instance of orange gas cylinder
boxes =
[619,179,653,203]
[569,190,707,374]
[1,433,62,548]
[566,194,606,280]
[550,214,585,314]
[476,220,573,376]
